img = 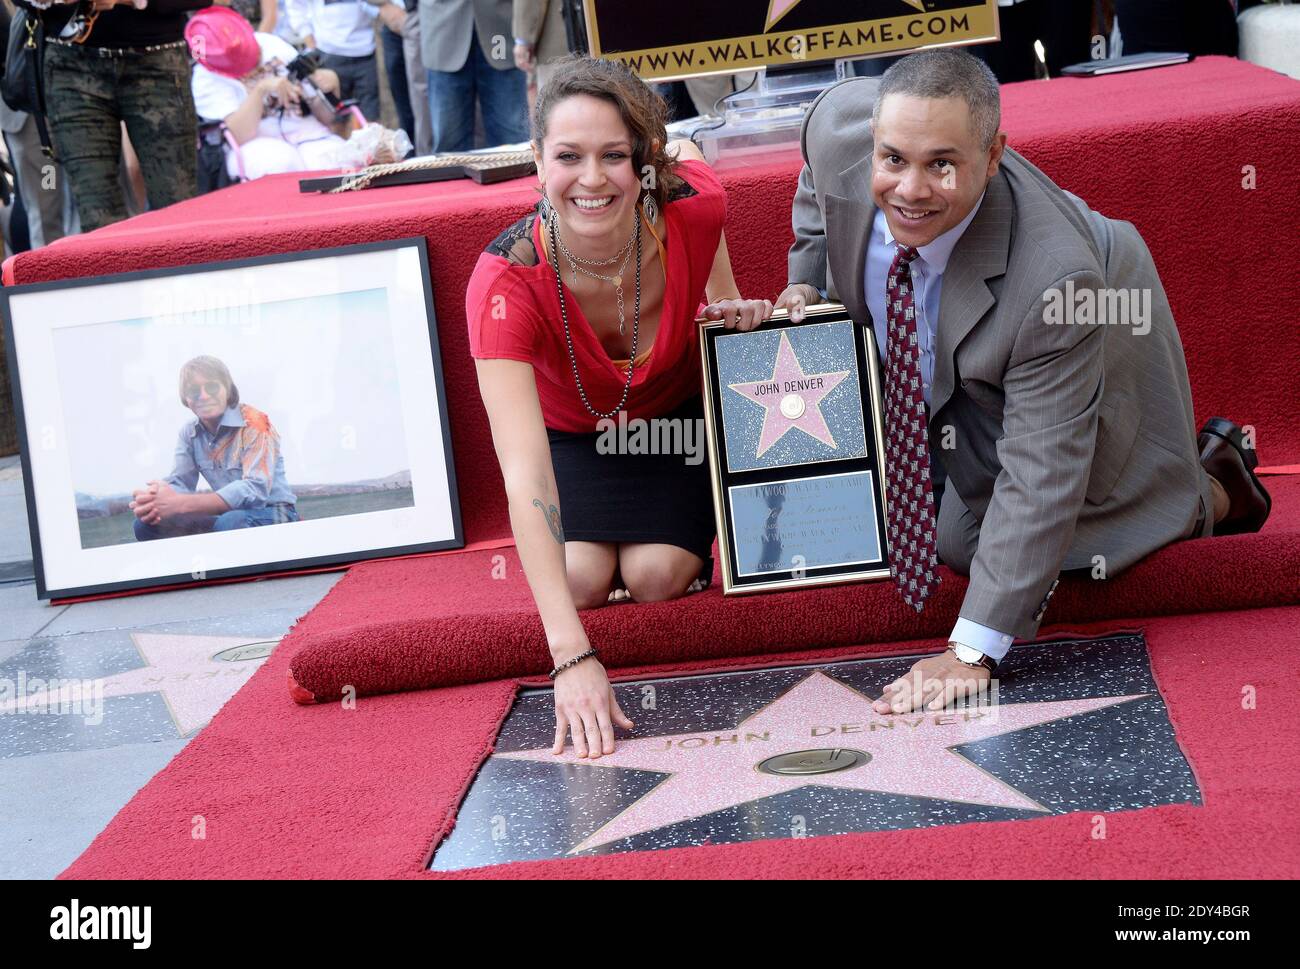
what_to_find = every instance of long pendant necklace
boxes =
[555,221,636,335]
[560,242,634,335]
[548,209,642,420]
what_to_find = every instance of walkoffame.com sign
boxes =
[584,0,1000,82]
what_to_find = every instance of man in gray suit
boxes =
[420,0,528,151]
[774,50,1271,713]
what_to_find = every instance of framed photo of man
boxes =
[700,303,892,594]
[1,237,463,600]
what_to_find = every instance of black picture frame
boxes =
[1,236,463,600]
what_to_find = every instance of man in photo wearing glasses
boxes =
[130,355,299,540]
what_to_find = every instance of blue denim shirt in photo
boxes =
[165,404,297,511]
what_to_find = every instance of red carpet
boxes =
[59,604,1300,879]
[287,475,1300,700]
[6,57,1300,547]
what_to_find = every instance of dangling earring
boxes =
[641,191,658,229]
[538,184,553,222]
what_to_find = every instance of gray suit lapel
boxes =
[824,154,877,327]
[931,169,1012,416]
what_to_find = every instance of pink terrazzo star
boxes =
[765,0,803,30]
[727,330,850,458]
[495,672,1146,853]
[0,633,274,736]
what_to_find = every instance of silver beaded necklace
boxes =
[547,208,642,420]
[557,223,634,269]
[556,227,637,335]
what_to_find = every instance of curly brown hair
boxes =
[531,55,682,215]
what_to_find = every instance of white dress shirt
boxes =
[863,192,1017,663]
[285,0,400,58]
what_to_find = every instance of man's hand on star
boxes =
[873,649,991,715]
[774,283,822,323]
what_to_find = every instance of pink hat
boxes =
[185,7,260,80]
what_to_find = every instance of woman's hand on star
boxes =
[702,297,774,332]
[552,655,634,759]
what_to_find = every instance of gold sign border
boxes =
[698,303,894,596]
[583,1,1000,83]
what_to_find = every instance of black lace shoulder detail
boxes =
[666,175,698,204]
[485,212,540,267]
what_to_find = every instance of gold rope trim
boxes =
[327,150,536,193]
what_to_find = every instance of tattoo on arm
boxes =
[532,498,564,545]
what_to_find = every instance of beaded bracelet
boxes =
[549,648,598,680]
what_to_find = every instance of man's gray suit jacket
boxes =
[419,0,514,73]
[788,77,1214,639]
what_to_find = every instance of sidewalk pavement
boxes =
[0,454,343,879]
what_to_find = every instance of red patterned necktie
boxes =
[883,244,940,611]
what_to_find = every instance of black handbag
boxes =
[2,9,56,158]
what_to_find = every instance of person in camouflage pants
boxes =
[42,39,198,232]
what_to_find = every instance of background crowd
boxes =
[0,0,1271,259]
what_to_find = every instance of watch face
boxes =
[952,644,984,664]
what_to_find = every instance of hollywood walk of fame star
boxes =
[727,330,851,458]
[0,633,276,737]
[495,671,1146,853]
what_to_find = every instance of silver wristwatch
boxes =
[949,641,997,673]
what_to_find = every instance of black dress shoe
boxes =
[1198,417,1271,535]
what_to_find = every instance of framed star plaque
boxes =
[699,303,891,594]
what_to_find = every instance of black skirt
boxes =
[547,394,717,571]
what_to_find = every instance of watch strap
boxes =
[948,643,997,674]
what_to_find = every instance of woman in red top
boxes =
[466,56,772,761]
